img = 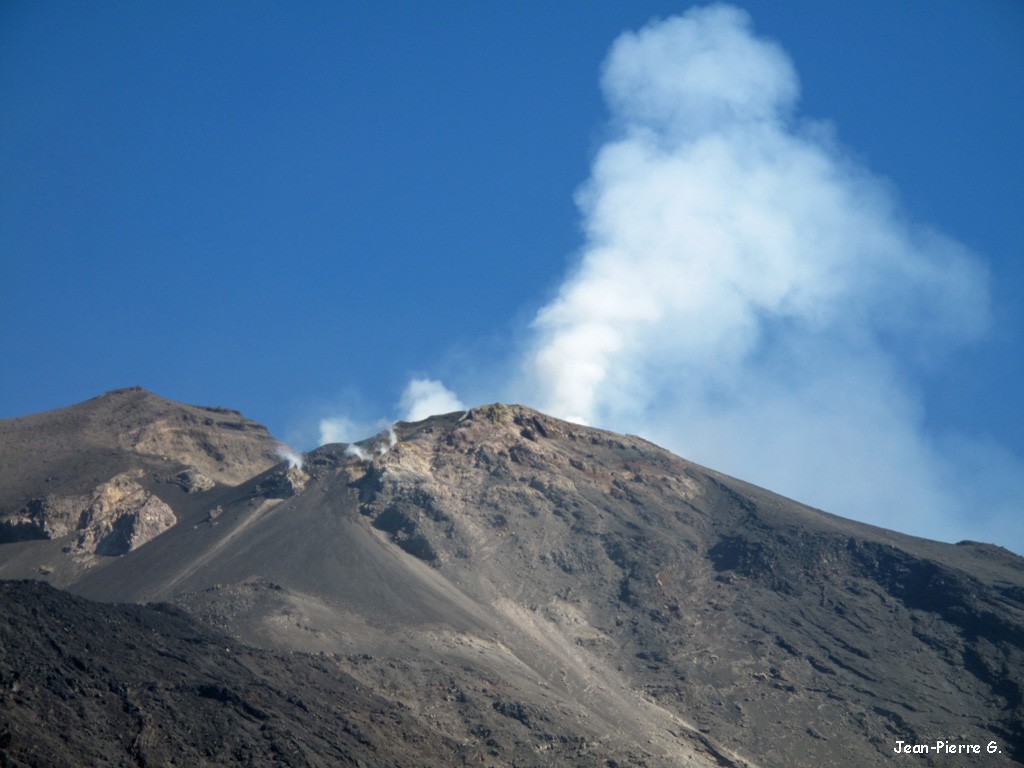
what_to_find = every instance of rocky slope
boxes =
[0,579,466,768]
[1,395,1022,766]
[0,387,281,564]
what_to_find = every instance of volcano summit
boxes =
[1,389,1021,766]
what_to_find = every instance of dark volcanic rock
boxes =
[0,580,465,768]
[256,464,311,498]
[328,404,1024,766]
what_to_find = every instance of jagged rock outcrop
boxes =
[255,464,310,498]
[0,494,86,542]
[70,471,177,555]
[170,466,216,494]
[0,387,282,516]
[1,471,177,556]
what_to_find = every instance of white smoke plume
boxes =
[318,413,380,460]
[400,378,465,422]
[341,425,400,461]
[276,445,304,470]
[344,443,369,461]
[307,6,1021,551]
[317,413,400,461]
[318,414,373,446]
[376,425,398,455]
[314,378,460,462]
[520,5,1019,547]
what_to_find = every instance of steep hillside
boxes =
[0,579,467,767]
[1,396,1022,766]
[0,387,282,572]
[333,404,1024,765]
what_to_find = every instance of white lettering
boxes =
[894,741,990,756]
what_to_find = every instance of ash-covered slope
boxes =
[0,386,281,501]
[1,396,1022,767]
[0,387,282,573]
[0,579,466,768]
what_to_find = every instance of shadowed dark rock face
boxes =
[1,394,1023,767]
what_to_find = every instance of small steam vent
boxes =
[256,462,310,498]
[285,464,308,494]
[344,425,399,462]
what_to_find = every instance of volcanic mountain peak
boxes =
[1,392,1022,767]
[334,402,1024,762]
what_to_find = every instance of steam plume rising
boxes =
[276,445,304,470]
[400,379,465,421]
[344,444,369,461]
[308,6,1022,552]
[319,414,370,446]
[522,5,1018,546]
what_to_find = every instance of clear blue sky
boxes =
[2,2,1022,550]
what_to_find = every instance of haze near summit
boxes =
[362,6,1021,552]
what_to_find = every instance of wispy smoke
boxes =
[342,424,399,462]
[276,445,304,470]
[318,414,372,446]
[515,5,1020,548]
[399,378,465,422]
[375,425,398,455]
[314,381,461,454]
[344,443,369,461]
[316,411,401,461]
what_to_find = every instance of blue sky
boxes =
[2,2,1022,552]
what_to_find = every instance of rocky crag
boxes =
[0,387,280,563]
